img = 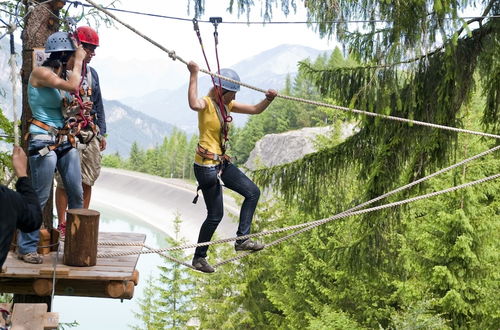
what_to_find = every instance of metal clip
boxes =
[192,18,199,32]
[38,146,50,156]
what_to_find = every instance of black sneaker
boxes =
[192,256,215,273]
[235,239,265,252]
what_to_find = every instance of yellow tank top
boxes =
[194,96,234,166]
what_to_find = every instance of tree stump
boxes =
[63,209,100,267]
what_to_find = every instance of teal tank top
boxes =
[28,82,64,135]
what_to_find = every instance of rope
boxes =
[96,172,500,258]
[9,29,19,146]
[96,241,195,269]
[66,1,500,24]
[214,144,500,267]
[83,0,500,141]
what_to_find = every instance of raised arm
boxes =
[232,89,278,115]
[187,61,206,112]
[30,45,86,92]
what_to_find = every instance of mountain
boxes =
[121,44,329,133]
[103,99,175,157]
[0,42,328,157]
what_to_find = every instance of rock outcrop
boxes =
[244,124,356,170]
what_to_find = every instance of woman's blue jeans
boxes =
[17,138,83,255]
[193,163,261,258]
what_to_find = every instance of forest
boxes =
[0,0,498,329]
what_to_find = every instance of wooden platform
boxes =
[0,232,144,299]
[1,303,59,330]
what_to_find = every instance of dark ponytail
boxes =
[41,51,73,78]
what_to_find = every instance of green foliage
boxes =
[107,129,197,181]
[0,108,14,184]
[156,214,196,329]
[131,275,164,330]
[307,307,365,330]
[132,215,196,329]
[101,152,124,168]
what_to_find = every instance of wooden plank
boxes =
[43,312,59,329]
[11,303,47,330]
[0,303,11,328]
[39,268,70,276]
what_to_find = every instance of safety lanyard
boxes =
[192,18,232,151]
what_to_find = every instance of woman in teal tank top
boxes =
[17,32,87,264]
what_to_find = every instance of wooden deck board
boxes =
[0,232,145,281]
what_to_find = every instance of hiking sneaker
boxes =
[235,239,265,252]
[18,252,43,264]
[192,256,215,273]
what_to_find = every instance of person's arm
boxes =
[11,146,42,233]
[231,89,278,115]
[90,67,107,151]
[187,61,206,112]
[30,45,86,92]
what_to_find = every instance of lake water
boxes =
[52,201,175,330]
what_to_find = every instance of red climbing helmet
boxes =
[76,26,99,46]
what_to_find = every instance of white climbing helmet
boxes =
[218,68,240,92]
[45,31,76,53]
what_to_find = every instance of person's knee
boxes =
[206,211,224,224]
[247,185,261,202]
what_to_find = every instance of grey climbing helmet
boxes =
[45,32,76,53]
[218,68,240,92]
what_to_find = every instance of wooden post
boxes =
[37,229,51,255]
[120,281,135,300]
[105,281,125,298]
[32,279,53,296]
[63,209,100,267]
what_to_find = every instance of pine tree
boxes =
[155,214,196,329]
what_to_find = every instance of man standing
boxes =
[55,26,106,233]
[0,147,42,268]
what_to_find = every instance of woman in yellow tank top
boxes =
[188,61,277,273]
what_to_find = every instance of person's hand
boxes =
[265,89,278,102]
[75,45,86,62]
[99,136,107,151]
[188,61,199,74]
[12,146,28,178]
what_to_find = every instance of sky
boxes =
[91,1,331,64]
[75,0,334,98]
